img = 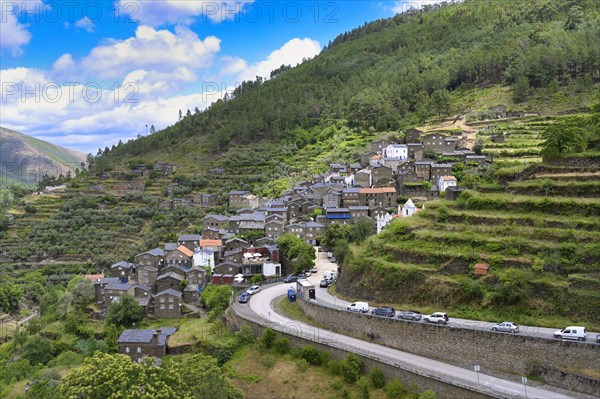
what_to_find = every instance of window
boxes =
[137,347,142,353]
[125,347,130,353]
[169,304,174,310]
[160,304,165,310]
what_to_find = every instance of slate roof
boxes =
[141,248,165,257]
[204,214,230,222]
[157,273,184,282]
[105,283,132,291]
[117,327,177,345]
[111,261,134,269]
[178,234,200,242]
[95,277,120,285]
[155,289,183,298]
[164,243,178,251]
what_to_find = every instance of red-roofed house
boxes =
[438,175,457,193]
[164,245,193,269]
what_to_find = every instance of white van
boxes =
[323,271,335,280]
[553,326,587,341]
[347,302,369,313]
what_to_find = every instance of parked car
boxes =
[371,306,396,317]
[424,312,449,324]
[553,326,587,341]
[330,256,336,263]
[238,292,249,303]
[283,274,299,283]
[319,279,331,288]
[246,285,261,295]
[596,333,600,343]
[303,269,311,276]
[491,322,519,333]
[311,266,318,273]
[327,252,333,258]
[347,302,369,313]
[397,311,422,321]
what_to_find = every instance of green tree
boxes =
[541,120,586,158]
[512,76,530,103]
[473,137,485,155]
[431,89,452,116]
[105,294,145,327]
[201,285,232,312]
[21,335,55,365]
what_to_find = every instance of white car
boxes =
[311,266,318,273]
[246,285,261,295]
[424,312,449,324]
[554,326,587,341]
[347,302,369,313]
[491,322,519,333]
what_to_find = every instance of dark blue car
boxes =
[371,306,396,317]
[238,292,250,303]
[283,274,299,283]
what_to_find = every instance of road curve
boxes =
[241,283,575,399]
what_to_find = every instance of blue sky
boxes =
[0,1,431,154]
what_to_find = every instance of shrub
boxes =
[258,328,276,349]
[296,358,309,372]
[341,353,363,383]
[419,389,437,399]
[328,359,343,375]
[236,325,256,345]
[385,378,408,399]
[274,337,290,354]
[21,335,55,365]
[300,346,322,365]
[361,380,371,399]
[370,367,386,388]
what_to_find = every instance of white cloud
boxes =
[0,66,221,153]
[0,0,34,56]
[119,0,254,26]
[236,38,321,82]
[79,25,220,84]
[75,16,95,33]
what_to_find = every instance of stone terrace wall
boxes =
[297,298,600,397]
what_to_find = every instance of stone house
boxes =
[135,248,165,270]
[110,261,135,282]
[103,283,135,305]
[118,327,177,363]
[265,219,284,241]
[371,165,393,185]
[154,162,177,175]
[156,273,184,293]
[342,187,360,207]
[203,214,229,230]
[192,192,216,207]
[354,170,371,188]
[224,247,243,265]
[135,266,158,291]
[93,277,120,304]
[445,186,467,201]
[371,139,390,153]
[160,265,187,278]
[415,161,432,181]
[228,190,251,209]
[405,128,423,143]
[421,132,448,154]
[349,206,369,221]
[360,151,377,167]
[213,262,241,276]
[224,238,247,253]
[358,187,396,208]
[370,206,389,221]
[322,188,342,209]
[176,235,200,252]
[164,245,193,269]
[325,208,351,226]
[186,266,206,286]
[430,164,453,184]
[347,163,363,174]
[407,143,424,159]
[466,155,488,167]
[154,289,181,319]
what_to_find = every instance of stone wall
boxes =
[226,308,492,399]
[296,299,600,397]
[535,366,600,397]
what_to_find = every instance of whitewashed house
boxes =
[384,144,408,160]
[400,198,417,217]
[438,175,457,193]
[376,212,393,234]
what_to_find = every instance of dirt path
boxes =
[417,116,479,150]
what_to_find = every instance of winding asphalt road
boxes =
[245,283,576,399]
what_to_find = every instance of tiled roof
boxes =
[85,273,104,281]
[359,187,396,194]
[441,176,457,181]
[176,245,194,257]
[200,239,222,247]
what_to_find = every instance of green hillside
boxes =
[93,0,600,193]
[0,127,86,187]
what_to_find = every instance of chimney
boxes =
[152,331,159,345]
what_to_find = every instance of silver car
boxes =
[491,322,519,333]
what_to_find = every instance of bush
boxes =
[385,378,408,399]
[274,337,290,354]
[419,389,437,399]
[370,367,386,388]
[22,335,55,365]
[300,346,322,365]
[341,353,363,383]
[258,328,276,349]
[328,359,344,376]
[236,325,256,345]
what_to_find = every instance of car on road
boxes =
[596,333,600,343]
[424,312,449,324]
[319,279,332,288]
[283,274,299,283]
[371,306,396,317]
[238,292,250,303]
[491,322,519,333]
[327,252,333,258]
[246,285,261,295]
[553,326,587,341]
[397,311,422,321]
[347,302,369,313]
